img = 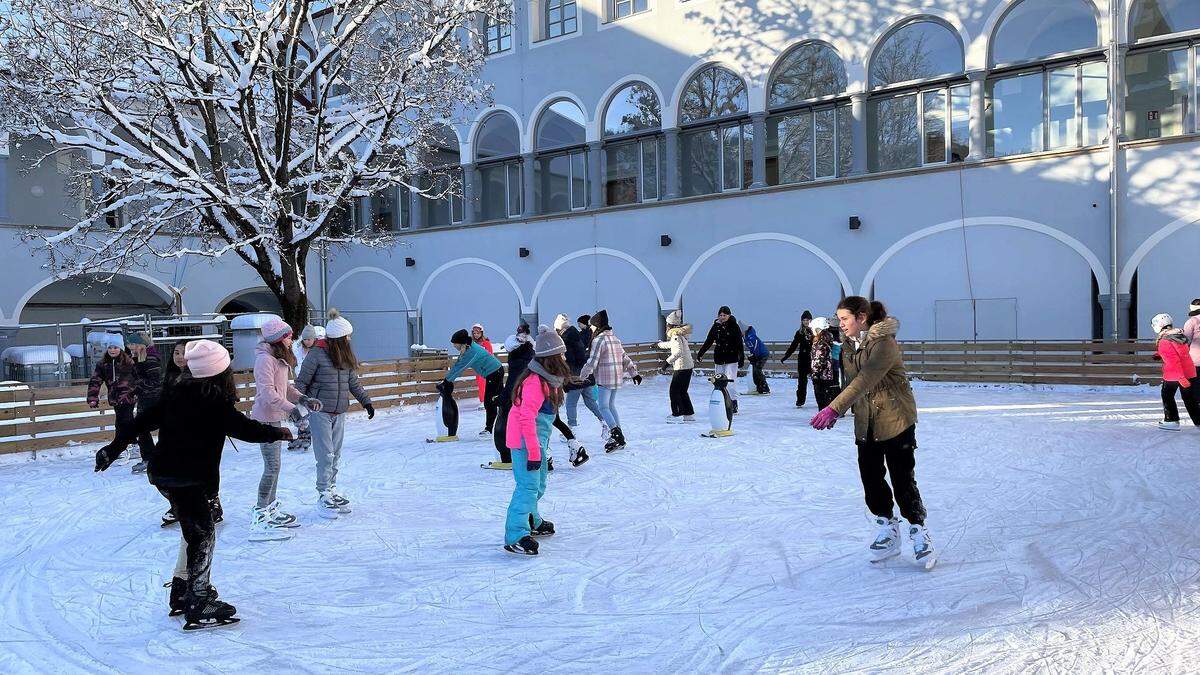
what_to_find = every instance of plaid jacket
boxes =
[580,330,638,388]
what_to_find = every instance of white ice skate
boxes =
[681,415,696,423]
[909,524,938,570]
[868,516,900,563]
[600,423,610,442]
[666,415,684,424]
[1158,420,1181,431]
[317,491,342,519]
[248,506,293,542]
[567,438,589,467]
[267,500,300,528]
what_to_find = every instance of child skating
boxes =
[580,310,643,452]
[657,309,695,422]
[808,317,842,409]
[1151,312,1200,431]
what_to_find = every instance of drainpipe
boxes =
[1107,0,1124,342]
[320,239,329,322]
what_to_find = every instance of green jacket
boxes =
[829,318,917,443]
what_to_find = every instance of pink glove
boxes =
[810,407,839,430]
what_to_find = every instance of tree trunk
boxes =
[277,247,311,334]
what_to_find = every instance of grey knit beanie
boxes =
[534,324,566,357]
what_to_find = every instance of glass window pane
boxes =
[570,151,587,209]
[1131,0,1200,41]
[604,82,662,137]
[870,20,964,88]
[634,0,647,12]
[605,143,639,205]
[722,126,742,190]
[680,66,749,123]
[507,163,522,217]
[991,0,1099,66]
[475,113,520,160]
[641,140,659,200]
[870,94,919,171]
[481,165,506,220]
[774,112,813,183]
[765,117,781,185]
[1048,65,1079,150]
[1080,61,1108,146]
[537,100,586,151]
[950,84,970,162]
[837,104,853,176]
[923,89,947,164]
[1125,47,1188,140]
[814,108,836,178]
[565,17,576,33]
[769,43,848,107]
[681,128,719,196]
[536,154,571,214]
[986,71,1045,157]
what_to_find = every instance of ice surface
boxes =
[1,378,1197,672]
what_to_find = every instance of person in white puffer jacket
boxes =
[657,310,695,422]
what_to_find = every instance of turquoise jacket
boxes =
[445,342,502,382]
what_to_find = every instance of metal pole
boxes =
[320,240,329,321]
[1108,0,1123,342]
[55,323,64,381]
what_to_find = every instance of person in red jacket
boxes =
[472,323,494,409]
[1152,313,1200,431]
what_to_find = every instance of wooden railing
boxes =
[0,340,1158,455]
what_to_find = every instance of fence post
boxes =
[28,388,37,460]
[55,323,65,382]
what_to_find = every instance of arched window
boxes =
[474,112,523,220]
[867,20,968,172]
[678,65,751,196]
[1131,0,1200,41]
[986,1,1107,158]
[534,99,589,214]
[767,43,852,184]
[870,19,964,88]
[1126,1,1200,140]
[602,82,663,205]
[421,125,463,228]
[992,0,1099,66]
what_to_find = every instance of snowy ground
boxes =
[2,376,1199,673]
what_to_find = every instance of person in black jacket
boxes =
[696,306,745,412]
[780,310,814,407]
[555,313,604,428]
[95,340,290,630]
[127,332,161,474]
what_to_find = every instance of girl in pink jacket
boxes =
[503,326,571,556]
[249,319,321,539]
[1152,313,1200,431]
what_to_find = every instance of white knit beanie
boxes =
[553,314,570,331]
[325,308,353,339]
[666,309,682,326]
[184,340,231,378]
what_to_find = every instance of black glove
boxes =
[94,444,119,472]
[526,459,542,471]
[365,403,375,420]
[584,374,596,387]
[632,374,643,385]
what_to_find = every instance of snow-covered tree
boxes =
[0,0,506,330]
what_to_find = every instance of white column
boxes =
[967,70,987,161]
[850,92,868,175]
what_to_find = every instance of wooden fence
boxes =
[0,344,669,456]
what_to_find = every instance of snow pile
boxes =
[65,344,85,359]
[0,380,1197,670]
[1,345,71,365]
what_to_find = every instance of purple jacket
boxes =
[87,353,138,408]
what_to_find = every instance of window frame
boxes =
[483,11,513,56]
[605,0,651,23]
[1129,0,1200,45]
[987,0,1103,70]
[986,52,1109,158]
[678,117,753,195]
[867,78,971,172]
[868,18,966,93]
[534,145,589,213]
[543,0,578,41]
[1124,38,1199,139]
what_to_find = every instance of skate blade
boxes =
[248,531,294,542]
[426,435,459,443]
[317,508,340,520]
[916,553,938,571]
[869,549,900,564]
[182,616,240,631]
[169,609,185,617]
[161,521,178,528]
[502,546,538,556]
[571,455,590,467]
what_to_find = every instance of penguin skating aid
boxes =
[701,375,735,438]
[426,383,460,443]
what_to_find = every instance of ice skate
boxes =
[317,491,341,519]
[329,489,352,513]
[681,415,696,423]
[604,426,626,452]
[267,501,300,528]
[909,524,938,570]
[208,496,224,524]
[161,508,178,528]
[1158,420,1181,431]
[131,460,148,474]
[868,516,901,563]
[529,515,555,537]
[167,579,219,617]
[600,422,610,443]
[182,592,240,631]
[567,439,590,467]
[478,428,492,437]
[666,415,684,424]
[248,506,293,542]
[504,535,539,555]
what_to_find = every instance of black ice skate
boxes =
[161,508,178,528]
[604,427,626,452]
[504,535,539,555]
[182,592,240,631]
[529,515,555,537]
[166,579,219,617]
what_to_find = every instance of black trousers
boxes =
[795,362,810,405]
[483,369,504,432]
[493,402,512,464]
[115,404,155,458]
[1162,377,1200,424]
[161,485,217,597]
[813,379,841,410]
[669,369,695,416]
[749,357,769,393]
[857,425,926,526]
[553,414,574,441]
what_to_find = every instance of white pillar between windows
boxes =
[408,184,424,229]
[522,152,537,218]
[967,70,987,162]
[750,112,767,189]
[587,141,604,208]
[849,92,868,175]
[462,162,478,224]
[663,128,680,200]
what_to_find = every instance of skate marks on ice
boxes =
[1,382,1200,671]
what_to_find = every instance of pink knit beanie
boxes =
[260,318,292,344]
[185,340,231,378]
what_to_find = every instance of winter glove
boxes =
[1181,379,1192,389]
[632,374,643,385]
[301,396,322,412]
[810,407,840,430]
[526,459,542,471]
[365,403,375,420]
[94,444,119,472]
[277,427,295,441]
[88,399,99,409]
[288,404,308,423]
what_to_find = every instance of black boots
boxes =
[604,426,626,452]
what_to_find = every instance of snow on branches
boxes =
[0,0,506,321]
